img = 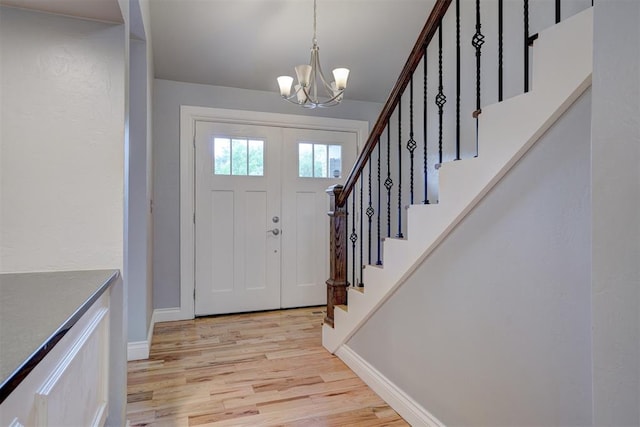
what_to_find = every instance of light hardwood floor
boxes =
[126,307,408,426]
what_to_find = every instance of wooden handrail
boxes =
[336,0,452,208]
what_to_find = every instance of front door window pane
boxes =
[213,137,264,176]
[231,139,247,175]
[313,144,327,178]
[214,137,231,175]
[247,140,264,176]
[298,142,342,178]
[328,145,342,178]
[299,143,313,177]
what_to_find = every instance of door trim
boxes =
[179,106,369,320]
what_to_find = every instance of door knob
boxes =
[267,228,280,236]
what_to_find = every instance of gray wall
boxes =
[127,0,154,344]
[348,90,593,425]
[128,37,151,342]
[152,78,382,309]
[590,0,640,424]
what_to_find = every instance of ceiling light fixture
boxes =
[276,0,349,108]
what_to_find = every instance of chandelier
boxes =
[276,0,350,108]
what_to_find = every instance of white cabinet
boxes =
[0,292,111,427]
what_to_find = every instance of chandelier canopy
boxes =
[276,0,350,108]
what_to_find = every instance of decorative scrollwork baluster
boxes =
[408,76,417,205]
[367,160,373,266]
[436,23,447,166]
[472,0,485,157]
[359,176,363,286]
[385,122,393,239]
[349,195,357,288]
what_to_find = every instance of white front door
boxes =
[194,121,282,315]
[280,128,357,308]
[194,121,357,316]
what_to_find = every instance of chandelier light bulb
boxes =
[295,64,313,87]
[277,76,294,97]
[332,68,350,90]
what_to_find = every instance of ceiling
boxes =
[0,0,123,23]
[0,0,437,104]
[149,0,436,104]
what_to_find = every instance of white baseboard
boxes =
[127,307,189,361]
[153,306,189,323]
[336,345,445,427]
[127,340,149,361]
[127,309,158,361]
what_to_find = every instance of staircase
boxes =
[323,3,593,356]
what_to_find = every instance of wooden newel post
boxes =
[325,184,348,327]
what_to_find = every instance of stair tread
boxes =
[383,236,408,242]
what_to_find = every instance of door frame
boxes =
[179,106,369,320]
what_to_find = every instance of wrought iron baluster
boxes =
[436,23,446,166]
[350,194,357,288]
[376,138,382,265]
[524,0,530,93]
[385,122,393,238]
[423,50,430,205]
[397,101,404,239]
[455,0,461,160]
[366,160,373,266]
[472,0,484,157]
[345,199,350,290]
[359,177,363,286]
[408,77,417,205]
[498,0,504,102]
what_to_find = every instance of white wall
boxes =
[152,78,382,309]
[590,0,640,424]
[348,90,593,425]
[0,6,125,274]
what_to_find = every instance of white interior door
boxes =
[195,121,282,316]
[280,128,357,308]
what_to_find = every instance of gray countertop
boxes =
[0,269,119,402]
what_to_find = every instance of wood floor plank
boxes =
[127,307,408,426]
